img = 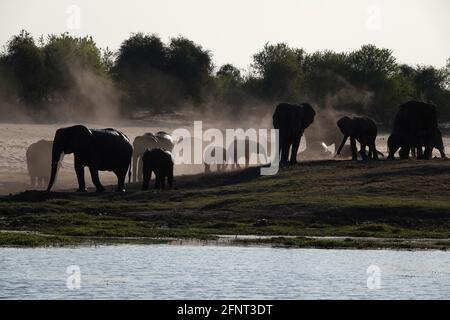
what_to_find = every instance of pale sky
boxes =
[0,0,449,70]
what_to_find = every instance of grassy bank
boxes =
[1,159,450,249]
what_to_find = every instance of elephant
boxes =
[47,125,133,192]
[272,102,316,165]
[26,140,55,187]
[389,127,446,159]
[225,138,268,170]
[132,132,174,183]
[142,148,174,190]
[203,139,268,173]
[387,101,438,160]
[336,116,383,160]
[203,145,227,173]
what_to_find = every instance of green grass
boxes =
[0,231,83,247]
[1,159,450,248]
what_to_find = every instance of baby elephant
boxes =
[26,139,55,187]
[142,148,174,190]
[336,116,383,160]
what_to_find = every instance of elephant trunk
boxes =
[47,145,62,192]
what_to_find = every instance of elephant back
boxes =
[133,134,158,153]
[155,131,174,151]
[273,102,316,132]
[393,101,437,142]
[26,140,53,168]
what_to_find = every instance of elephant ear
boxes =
[66,125,94,153]
[337,116,353,135]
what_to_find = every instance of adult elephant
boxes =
[272,102,316,165]
[47,125,133,192]
[26,140,55,187]
[336,116,383,160]
[132,132,174,182]
[389,127,446,159]
[387,101,438,160]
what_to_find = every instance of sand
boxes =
[0,121,448,195]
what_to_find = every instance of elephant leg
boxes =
[416,146,424,159]
[115,169,127,192]
[245,150,250,168]
[370,143,379,160]
[161,175,166,190]
[399,146,410,160]
[289,136,301,164]
[142,164,151,190]
[279,135,290,165]
[154,173,161,190]
[89,166,105,193]
[138,157,144,182]
[74,160,87,192]
[350,137,358,160]
[439,148,447,159]
[168,170,173,188]
[424,145,433,160]
[388,145,400,160]
[359,144,367,160]
[132,155,138,183]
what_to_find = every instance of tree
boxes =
[214,63,246,108]
[113,33,168,110]
[347,44,398,87]
[217,64,242,84]
[302,50,351,103]
[413,66,447,99]
[42,33,105,96]
[4,30,46,108]
[166,37,213,103]
[251,43,305,101]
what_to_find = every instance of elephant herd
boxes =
[25,100,446,192]
[274,100,446,166]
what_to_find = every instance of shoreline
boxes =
[1,160,450,250]
[1,231,449,250]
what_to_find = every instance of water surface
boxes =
[1,245,449,299]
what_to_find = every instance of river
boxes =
[1,245,449,299]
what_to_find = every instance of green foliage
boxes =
[347,44,398,81]
[42,33,105,94]
[302,50,351,102]
[251,43,305,100]
[113,33,168,110]
[3,30,46,107]
[166,36,213,103]
[1,30,450,124]
[214,64,247,108]
[113,33,213,111]
[0,31,109,118]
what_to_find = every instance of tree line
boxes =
[1,30,449,126]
